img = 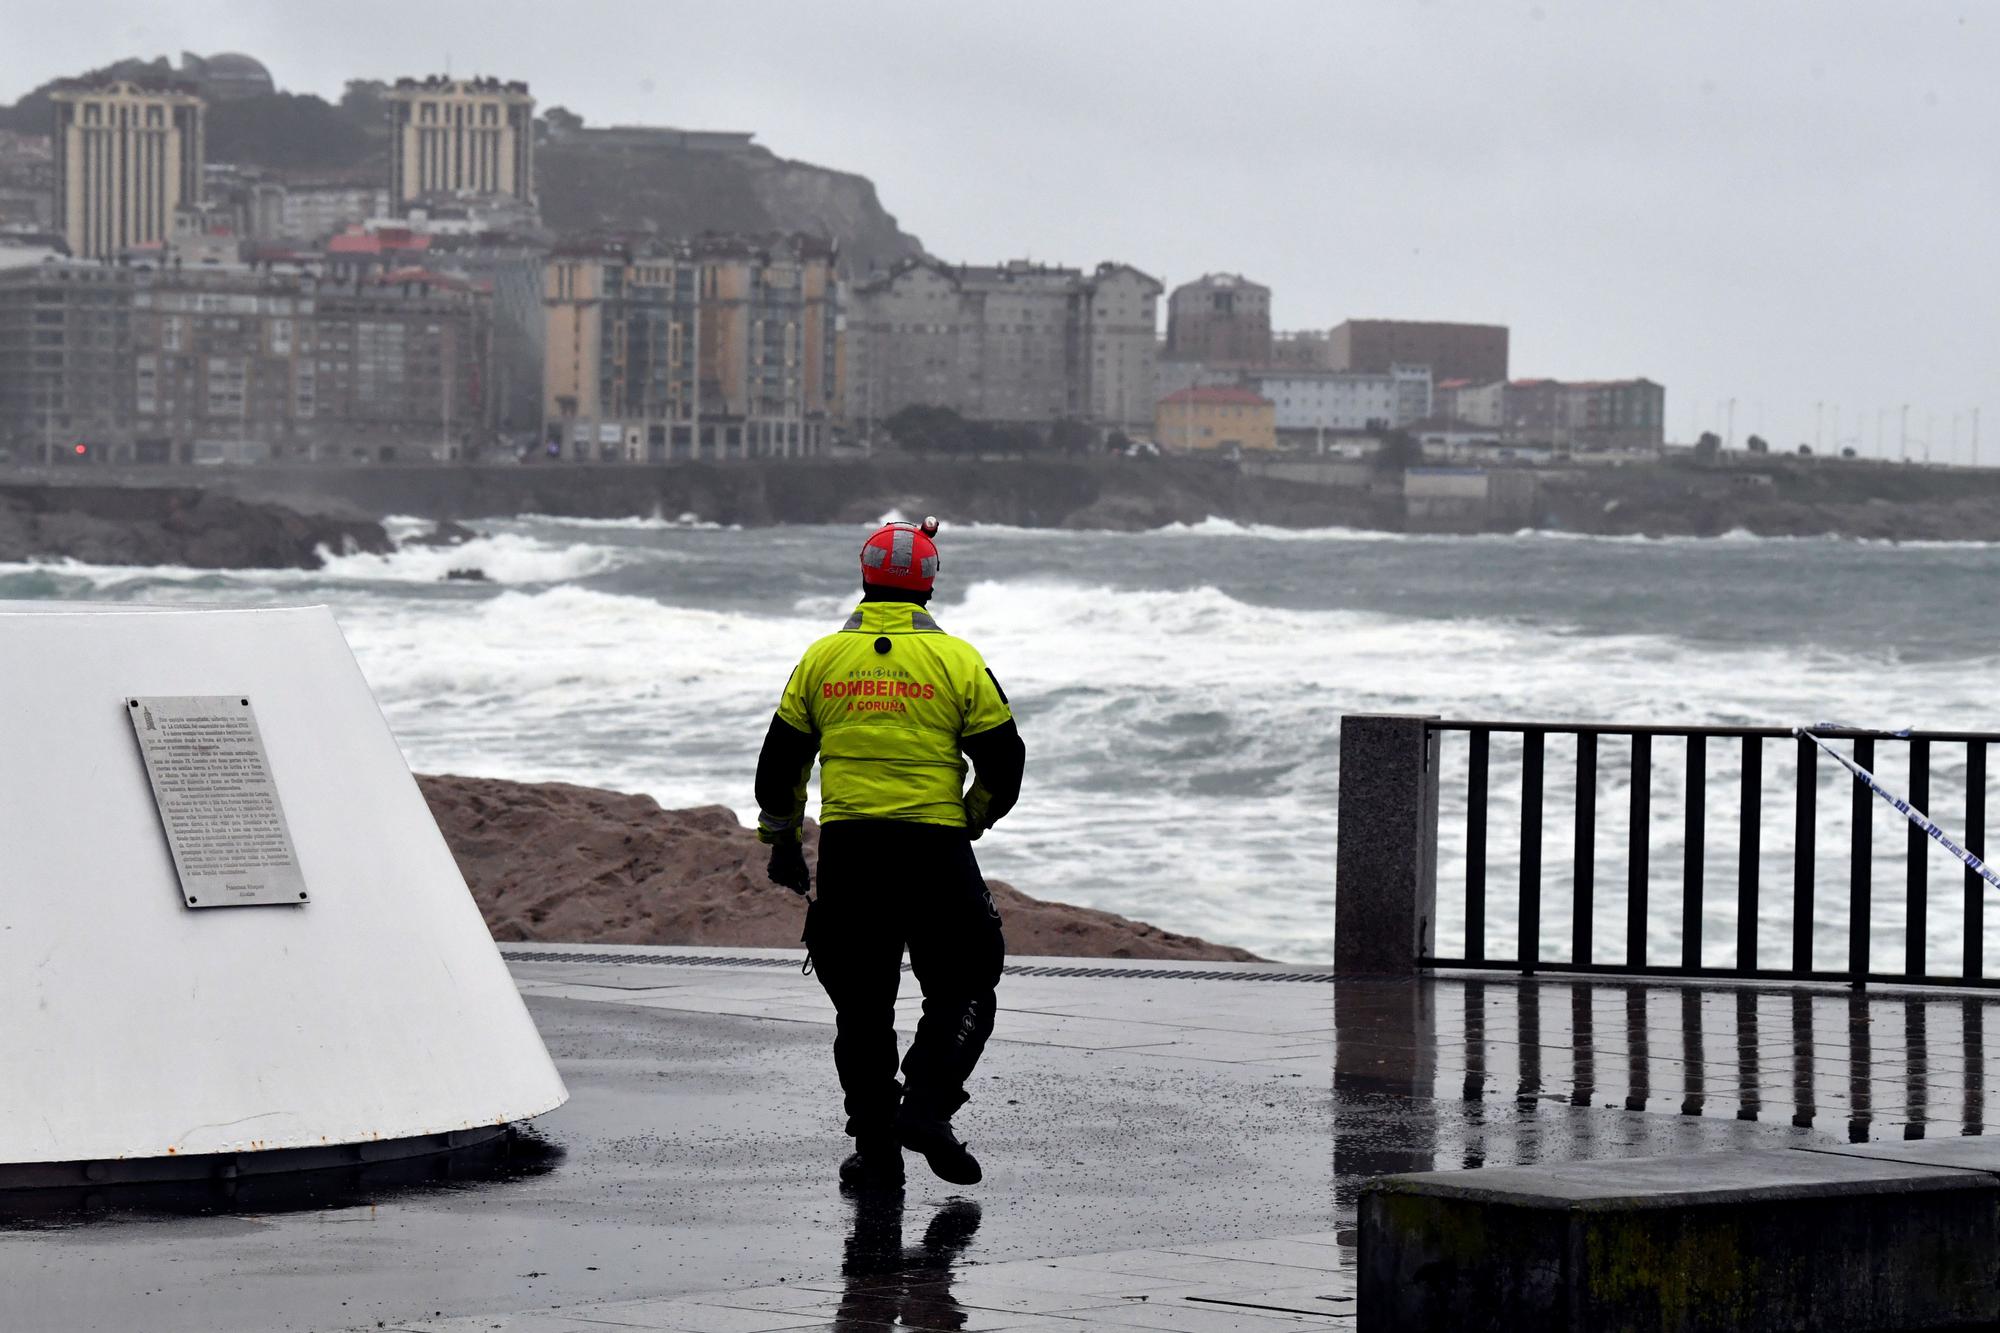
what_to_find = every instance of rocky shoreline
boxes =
[87,454,2000,542]
[417,773,1261,962]
[9,453,2000,565]
[1535,458,2000,542]
[185,456,1343,534]
[0,483,390,568]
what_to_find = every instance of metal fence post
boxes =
[1337,714,1442,975]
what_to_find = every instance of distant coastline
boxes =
[5,454,2000,568]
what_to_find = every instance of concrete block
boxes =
[1335,714,1440,975]
[1359,1149,2000,1332]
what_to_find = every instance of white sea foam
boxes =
[0,528,641,593]
[316,531,641,584]
[516,511,737,531]
[1147,516,1402,542]
[1518,525,2000,551]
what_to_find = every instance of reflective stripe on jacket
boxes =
[775,601,1012,826]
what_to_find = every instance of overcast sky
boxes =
[9,2,1995,454]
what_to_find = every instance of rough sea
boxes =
[9,513,1997,966]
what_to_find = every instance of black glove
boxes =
[767,838,811,896]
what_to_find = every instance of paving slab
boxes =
[10,950,2000,1331]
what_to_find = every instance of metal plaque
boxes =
[127,695,307,908]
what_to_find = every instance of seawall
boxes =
[19,452,2000,540]
[164,456,1384,528]
[40,457,1385,531]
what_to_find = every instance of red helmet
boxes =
[860,516,941,591]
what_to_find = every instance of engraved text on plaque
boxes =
[127,695,307,908]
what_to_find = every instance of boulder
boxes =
[417,773,1261,962]
[0,484,390,568]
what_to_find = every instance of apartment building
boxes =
[1563,379,1665,448]
[1165,273,1271,365]
[50,80,206,259]
[0,257,491,462]
[844,257,1161,434]
[1246,364,1434,439]
[1499,377,1664,449]
[1433,378,1505,428]
[0,130,55,230]
[1081,264,1161,431]
[385,76,535,213]
[130,266,492,461]
[1331,319,1508,383]
[264,183,393,243]
[0,259,136,455]
[1496,377,1664,449]
[541,234,838,461]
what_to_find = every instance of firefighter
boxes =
[754,517,1025,1190]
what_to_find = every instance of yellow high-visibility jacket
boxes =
[765,601,1013,829]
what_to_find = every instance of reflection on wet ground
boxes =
[835,1195,982,1330]
[1333,975,2000,1219]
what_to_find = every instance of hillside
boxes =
[0,56,922,273]
[536,136,921,276]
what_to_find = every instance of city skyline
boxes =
[4,1,1996,456]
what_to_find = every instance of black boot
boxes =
[839,1134,905,1192]
[895,1102,981,1185]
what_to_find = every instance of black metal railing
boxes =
[1419,721,2000,988]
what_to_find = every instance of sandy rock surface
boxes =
[419,773,1261,962]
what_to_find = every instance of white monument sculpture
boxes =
[0,602,567,1173]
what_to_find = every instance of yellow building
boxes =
[385,76,535,211]
[1156,386,1277,453]
[543,235,838,462]
[542,247,611,434]
[51,81,205,259]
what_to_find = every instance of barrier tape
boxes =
[1795,726,2000,891]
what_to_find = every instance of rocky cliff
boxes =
[418,773,1260,962]
[0,484,390,568]
[536,138,922,276]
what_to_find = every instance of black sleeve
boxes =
[960,718,1026,827]
[754,714,818,826]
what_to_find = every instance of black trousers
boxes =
[806,820,1006,1139]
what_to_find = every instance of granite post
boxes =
[1335,714,1440,975]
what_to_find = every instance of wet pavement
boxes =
[3,946,1996,1331]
